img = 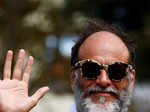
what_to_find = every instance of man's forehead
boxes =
[78,31,130,64]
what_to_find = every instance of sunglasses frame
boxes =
[74,59,133,81]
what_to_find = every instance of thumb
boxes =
[29,86,50,107]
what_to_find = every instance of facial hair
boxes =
[73,72,132,112]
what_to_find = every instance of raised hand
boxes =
[0,49,49,112]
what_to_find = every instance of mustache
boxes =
[87,86,119,96]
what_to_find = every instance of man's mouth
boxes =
[87,86,119,99]
[89,91,118,98]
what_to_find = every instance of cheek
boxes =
[77,70,95,91]
[112,77,130,94]
[78,76,95,90]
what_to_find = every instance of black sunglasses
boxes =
[74,59,133,81]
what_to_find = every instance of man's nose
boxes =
[96,69,111,87]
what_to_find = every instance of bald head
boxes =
[71,19,136,67]
[79,31,130,64]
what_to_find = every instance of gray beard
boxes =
[74,77,132,112]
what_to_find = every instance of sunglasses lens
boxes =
[108,63,128,81]
[82,62,102,79]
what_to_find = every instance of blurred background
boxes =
[0,0,149,112]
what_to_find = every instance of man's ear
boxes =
[70,68,75,91]
[130,69,136,92]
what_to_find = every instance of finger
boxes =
[12,49,25,80]
[22,56,34,84]
[3,50,13,79]
[30,87,49,106]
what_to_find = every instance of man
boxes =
[70,20,136,112]
[0,19,136,112]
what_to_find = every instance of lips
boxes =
[89,91,118,98]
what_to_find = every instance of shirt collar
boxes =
[69,103,77,112]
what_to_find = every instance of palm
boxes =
[0,50,49,112]
[0,79,29,111]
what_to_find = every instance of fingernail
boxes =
[20,49,25,53]
[8,50,13,55]
[29,56,34,60]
